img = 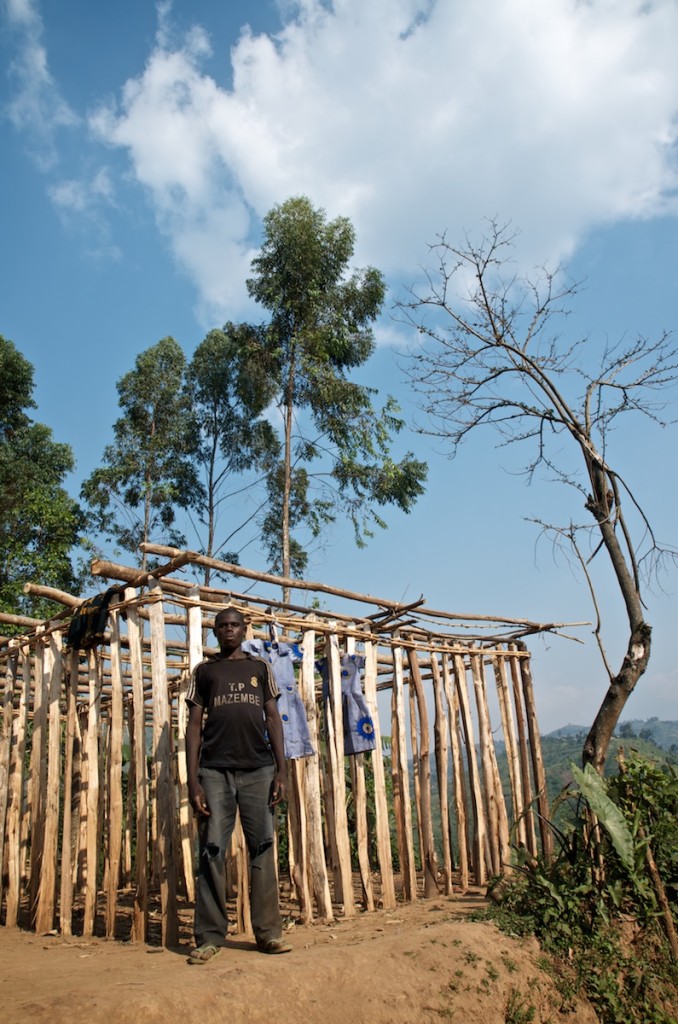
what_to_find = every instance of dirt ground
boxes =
[0,893,600,1024]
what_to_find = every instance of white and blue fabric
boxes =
[317,652,377,755]
[242,639,315,759]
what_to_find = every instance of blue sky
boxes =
[1,0,677,732]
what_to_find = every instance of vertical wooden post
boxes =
[28,629,47,918]
[324,629,355,916]
[516,644,553,862]
[508,645,537,857]
[148,583,179,946]
[408,679,424,878]
[0,648,17,914]
[442,653,468,892]
[391,644,416,901]
[105,603,125,937]
[453,652,488,885]
[127,592,149,942]
[180,586,203,904]
[83,650,101,936]
[470,649,510,875]
[361,636,395,910]
[35,631,63,934]
[298,625,333,922]
[430,653,453,895]
[5,646,30,926]
[232,818,252,935]
[407,647,439,897]
[59,648,79,936]
[350,753,375,910]
[288,758,312,921]
[493,653,526,850]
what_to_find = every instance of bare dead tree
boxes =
[398,220,677,772]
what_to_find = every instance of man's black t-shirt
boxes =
[185,652,279,770]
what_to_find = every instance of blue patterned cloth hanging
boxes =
[242,639,315,759]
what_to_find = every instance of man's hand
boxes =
[189,784,210,816]
[270,771,288,806]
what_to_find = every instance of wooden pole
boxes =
[324,629,355,916]
[83,650,101,936]
[350,753,375,911]
[104,604,125,937]
[28,629,47,920]
[516,644,553,862]
[453,652,488,885]
[298,626,333,922]
[127,595,149,942]
[430,653,453,895]
[179,586,202,904]
[470,650,507,876]
[35,632,62,933]
[442,654,468,892]
[59,649,79,936]
[407,648,439,896]
[493,654,527,850]
[148,583,179,946]
[361,636,395,910]
[0,649,17,914]
[391,645,416,901]
[508,645,538,857]
[4,647,30,926]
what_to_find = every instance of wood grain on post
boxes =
[453,652,488,886]
[127,594,149,942]
[35,632,63,934]
[4,648,30,926]
[83,650,101,936]
[179,586,202,903]
[148,584,178,947]
[105,605,125,937]
[517,644,553,862]
[508,645,537,857]
[361,637,395,910]
[442,654,468,892]
[391,645,416,901]
[28,629,47,919]
[407,648,439,897]
[324,629,355,916]
[59,649,79,936]
[0,650,17,914]
[430,653,453,895]
[299,626,333,921]
[493,654,526,851]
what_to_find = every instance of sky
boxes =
[1,0,677,733]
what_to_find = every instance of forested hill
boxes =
[545,718,678,751]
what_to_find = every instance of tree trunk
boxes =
[582,621,651,772]
[582,462,651,771]
[281,346,296,602]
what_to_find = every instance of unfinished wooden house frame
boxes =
[0,543,574,945]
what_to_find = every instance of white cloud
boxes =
[84,0,678,320]
[2,0,78,170]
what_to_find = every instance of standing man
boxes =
[185,607,291,964]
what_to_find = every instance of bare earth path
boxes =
[0,897,598,1024]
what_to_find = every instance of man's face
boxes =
[214,611,246,650]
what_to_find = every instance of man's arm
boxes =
[186,702,209,815]
[264,699,288,805]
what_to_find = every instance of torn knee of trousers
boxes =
[250,840,273,860]
[203,842,222,861]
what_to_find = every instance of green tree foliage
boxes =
[81,337,201,568]
[184,324,280,582]
[246,195,427,582]
[0,336,83,617]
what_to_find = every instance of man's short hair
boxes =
[214,606,246,628]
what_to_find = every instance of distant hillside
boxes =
[545,718,678,753]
